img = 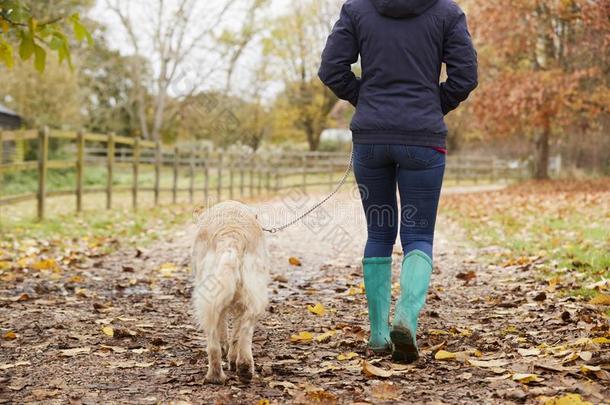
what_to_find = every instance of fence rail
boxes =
[0,128,529,220]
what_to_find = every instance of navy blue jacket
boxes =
[318,0,478,148]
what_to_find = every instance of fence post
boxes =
[189,148,195,204]
[256,158,263,195]
[0,131,4,191]
[154,141,161,206]
[249,156,255,197]
[203,148,209,204]
[217,151,223,202]
[132,138,140,210]
[37,127,49,220]
[76,130,84,213]
[265,164,271,195]
[239,155,245,198]
[328,158,333,191]
[106,132,115,210]
[229,153,234,200]
[301,155,307,193]
[173,146,179,204]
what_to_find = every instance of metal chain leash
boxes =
[262,145,354,234]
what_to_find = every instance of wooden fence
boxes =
[0,128,529,220]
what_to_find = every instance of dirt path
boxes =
[1,186,608,404]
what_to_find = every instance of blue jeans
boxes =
[353,144,446,259]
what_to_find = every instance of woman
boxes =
[319,0,478,362]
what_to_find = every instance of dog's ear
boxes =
[192,205,206,223]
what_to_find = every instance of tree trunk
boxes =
[534,121,551,179]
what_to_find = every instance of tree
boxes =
[470,0,609,179]
[0,0,92,72]
[104,0,256,142]
[264,0,341,150]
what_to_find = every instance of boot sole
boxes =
[390,327,419,363]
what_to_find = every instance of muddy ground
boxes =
[1,187,608,404]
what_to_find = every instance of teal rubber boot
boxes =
[362,257,392,353]
[391,250,433,363]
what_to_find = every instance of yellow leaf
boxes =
[589,294,610,305]
[314,330,336,343]
[68,275,84,283]
[580,364,601,374]
[347,286,364,295]
[3,331,16,340]
[512,373,539,384]
[543,393,593,405]
[32,259,59,272]
[257,400,270,405]
[102,326,114,337]
[290,331,313,343]
[362,360,393,378]
[0,261,11,270]
[591,337,610,345]
[0,18,9,34]
[159,262,177,278]
[434,350,457,360]
[429,329,451,336]
[337,352,359,361]
[307,302,326,316]
[288,257,302,266]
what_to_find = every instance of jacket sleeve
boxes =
[440,10,478,115]
[318,5,361,107]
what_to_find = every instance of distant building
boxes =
[0,104,22,129]
[320,100,353,144]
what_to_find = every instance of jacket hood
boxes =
[371,0,439,18]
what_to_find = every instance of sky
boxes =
[89,0,296,101]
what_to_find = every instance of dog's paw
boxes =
[204,371,227,385]
[237,362,254,383]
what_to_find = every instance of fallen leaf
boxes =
[0,361,31,370]
[589,294,610,305]
[59,347,91,357]
[512,373,539,384]
[347,286,364,295]
[468,359,510,368]
[307,302,326,316]
[106,361,154,369]
[314,330,336,343]
[32,259,59,271]
[290,331,313,343]
[268,381,296,390]
[579,351,592,361]
[580,364,601,374]
[288,257,302,266]
[370,382,400,400]
[3,330,17,340]
[592,337,610,345]
[337,352,359,361]
[11,293,30,302]
[257,400,270,405]
[102,326,114,337]
[99,345,127,354]
[435,350,457,360]
[517,348,541,357]
[456,270,476,283]
[159,262,177,278]
[362,361,393,378]
[543,393,593,405]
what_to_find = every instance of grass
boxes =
[441,179,610,298]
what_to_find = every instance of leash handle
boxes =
[262,145,354,234]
